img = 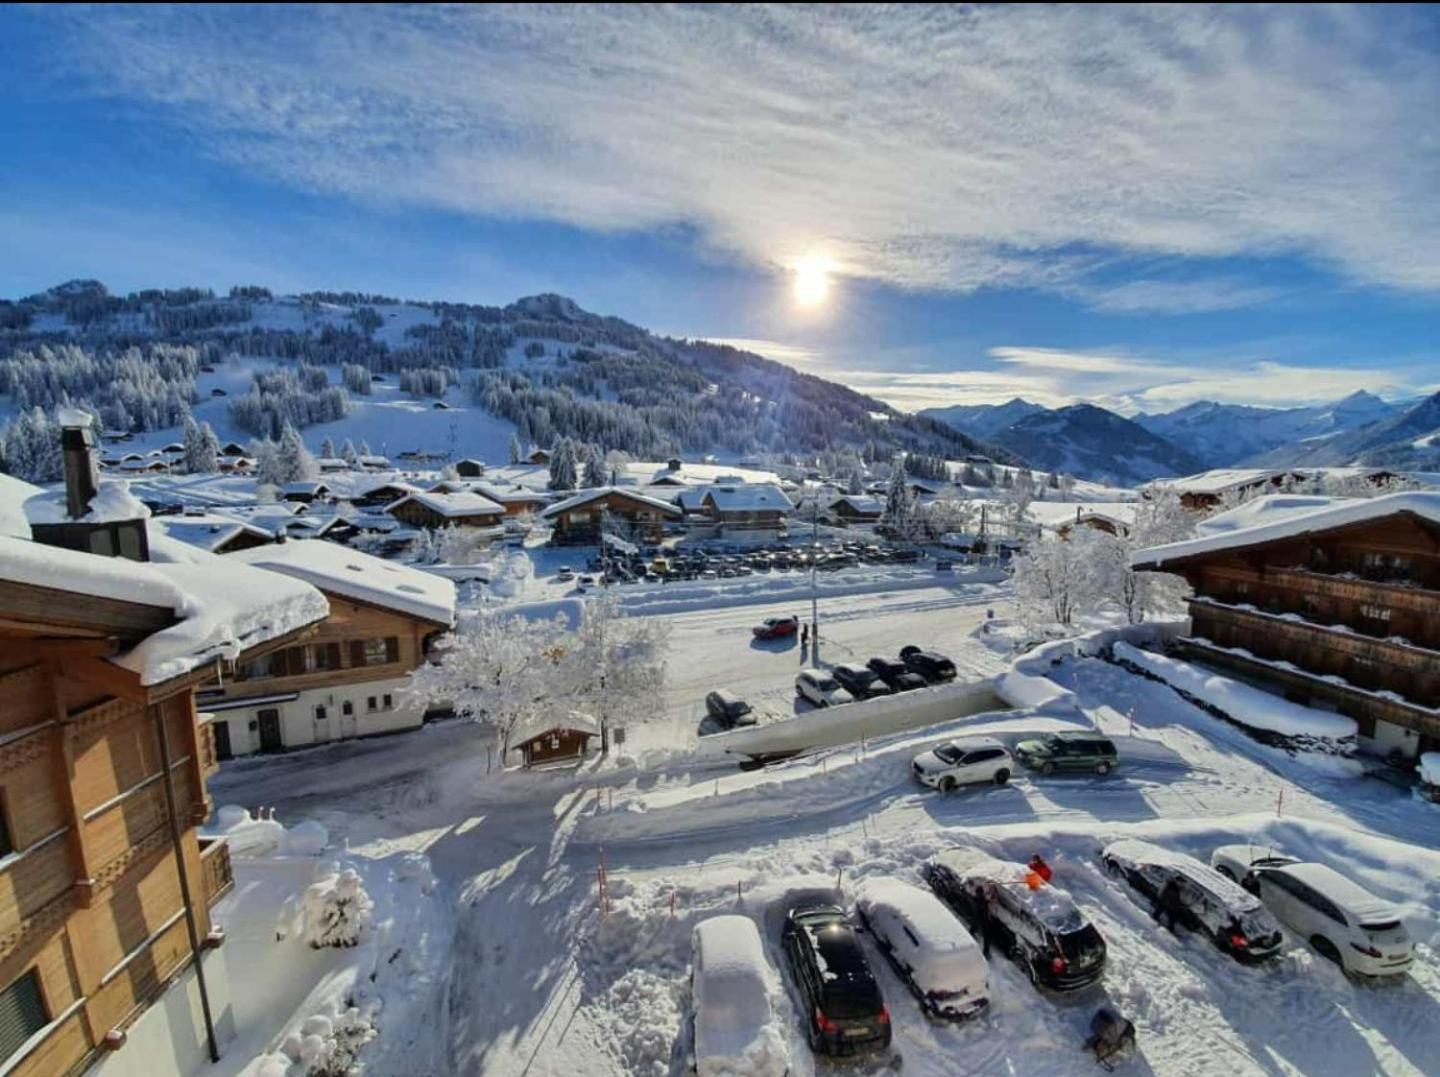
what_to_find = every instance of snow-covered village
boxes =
[1,6,1439,1077]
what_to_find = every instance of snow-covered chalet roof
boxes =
[228,539,457,626]
[152,513,276,552]
[1026,501,1137,530]
[541,487,683,518]
[508,709,599,748]
[283,480,329,496]
[1155,468,1296,495]
[0,532,328,686]
[1133,491,1440,569]
[830,494,883,514]
[387,490,505,518]
[700,484,794,514]
[0,472,40,539]
[23,480,152,526]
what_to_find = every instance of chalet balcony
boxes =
[1266,565,1439,613]
[198,837,233,908]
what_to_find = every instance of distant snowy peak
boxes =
[919,398,1047,440]
[506,293,591,324]
[1136,392,1406,468]
[986,403,1203,487]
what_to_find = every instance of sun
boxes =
[791,256,834,309]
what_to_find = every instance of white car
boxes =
[690,916,789,1076]
[795,669,853,707]
[1212,850,1414,977]
[1210,844,1300,889]
[912,736,1013,791]
[855,878,989,1020]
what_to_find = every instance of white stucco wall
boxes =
[90,946,234,1077]
[211,675,424,757]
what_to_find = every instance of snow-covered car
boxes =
[1213,854,1415,977]
[795,669,853,708]
[832,663,895,700]
[923,849,1107,992]
[1102,839,1283,962]
[1209,844,1300,891]
[753,615,799,640]
[690,915,790,1077]
[911,736,1012,791]
[854,878,989,1020]
[556,566,575,581]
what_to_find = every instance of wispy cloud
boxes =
[697,338,823,365]
[36,4,1440,302]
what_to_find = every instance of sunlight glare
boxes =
[791,257,833,309]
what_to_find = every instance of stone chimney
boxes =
[59,408,99,519]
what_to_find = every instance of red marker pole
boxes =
[1276,787,1284,817]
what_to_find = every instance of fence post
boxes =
[1276,787,1284,817]
[670,888,677,917]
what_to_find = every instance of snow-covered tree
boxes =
[548,438,578,491]
[1000,468,1036,535]
[320,435,336,459]
[182,415,219,473]
[278,422,319,483]
[358,440,372,457]
[847,471,865,496]
[340,438,359,466]
[251,438,286,487]
[508,432,522,464]
[1012,530,1105,629]
[883,456,918,539]
[301,869,373,949]
[582,442,606,488]
[1057,473,1076,502]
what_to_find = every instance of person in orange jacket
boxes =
[1028,854,1053,883]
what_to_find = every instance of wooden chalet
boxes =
[540,487,682,544]
[1160,469,1305,511]
[1132,493,1440,761]
[386,490,506,530]
[348,481,417,512]
[508,712,598,768]
[697,484,793,538]
[454,459,486,478]
[826,494,883,525]
[0,439,329,1076]
[526,447,552,465]
[202,542,455,756]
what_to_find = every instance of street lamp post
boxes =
[810,496,821,663]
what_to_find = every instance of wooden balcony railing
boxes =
[196,717,219,778]
[198,837,233,908]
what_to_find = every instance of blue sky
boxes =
[2,4,1437,414]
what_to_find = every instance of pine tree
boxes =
[883,455,916,539]
[320,436,336,459]
[358,440,372,458]
[508,432,522,465]
[182,415,218,473]
[340,438,359,465]
[582,443,606,488]
[198,421,220,473]
[548,437,578,491]
[847,471,865,496]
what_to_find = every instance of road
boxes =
[627,579,1011,755]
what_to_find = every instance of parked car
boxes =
[866,657,928,693]
[935,559,955,572]
[899,646,957,683]
[854,878,989,1020]
[690,916,789,1076]
[1102,839,1283,962]
[1015,732,1118,776]
[556,566,575,581]
[923,849,1107,992]
[912,736,1013,791]
[705,690,757,730]
[796,669,854,708]
[781,904,892,1057]
[1210,848,1414,977]
[753,615,800,640]
[833,663,896,701]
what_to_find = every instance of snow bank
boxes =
[996,621,1188,714]
[1113,642,1357,753]
[209,806,330,858]
[1420,753,1440,788]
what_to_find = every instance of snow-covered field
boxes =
[206,578,1440,1077]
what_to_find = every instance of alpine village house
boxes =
[0,416,331,1077]
[1132,493,1440,763]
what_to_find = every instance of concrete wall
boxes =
[91,947,234,1077]
[212,675,423,757]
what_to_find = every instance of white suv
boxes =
[1213,848,1414,977]
[912,736,1013,791]
[795,669,853,708]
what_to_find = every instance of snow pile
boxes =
[301,869,375,949]
[1113,642,1357,754]
[0,472,41,539]
[996,621,1187,714]
[690,916,788,1077]
[1194,495,1350,537]
[1419,753,1440,795]
[208,805,329,858]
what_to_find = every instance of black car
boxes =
[833,664,897,700]
[923,850,1107,992]
[703,689,756,729]
[899,646,957,683]
[781,904,892,1056]
[865,657,928,692]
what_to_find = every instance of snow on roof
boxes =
[614,460,784,487]
[701,484,794,514]
[56,406,94,428]
[541,486,683,518]
[282,480,329,495]
[853,879,978,956]
[1194,495,1352,538]
[476,485,548,505]
[1133,492,1440,568]
[1026,501,1137,529]
[0,472,41,539]
[930,848,1086,932]
[24,480,151,525]
[508,708,599,747]
[389,490,505,518]
[1273,863,1398,923]
[228,539,457,626]
[359,454,390,466]
[0,533,328,686]
[1157,468,1295,495]
[831,495,882,514]
[151,514,275,552]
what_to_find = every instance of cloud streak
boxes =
[37,4,1440,302]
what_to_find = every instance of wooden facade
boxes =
[512,727,595,767]
[0,591,304,1076]
[387,497,504,531]
[1134,509,1440,757]
[543,490,680,545]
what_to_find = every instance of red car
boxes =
[753,615,800,639]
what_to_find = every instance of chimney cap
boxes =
[57,406,94,429]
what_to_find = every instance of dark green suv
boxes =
[1015,732,1118,776]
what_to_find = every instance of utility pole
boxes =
[810,495,821,664]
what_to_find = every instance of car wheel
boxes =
[1311,935,1344,969]
[994,768,1010,785]
[1041,761,1056,776]
[940,776,957,792]
[1095,762,1111,776]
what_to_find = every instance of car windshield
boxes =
[935,745,964,764]
[1058,924,1105,963]
[816,678,840,692]
[1043,735,1064,750]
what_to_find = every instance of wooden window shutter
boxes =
[0,970,47,1065]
